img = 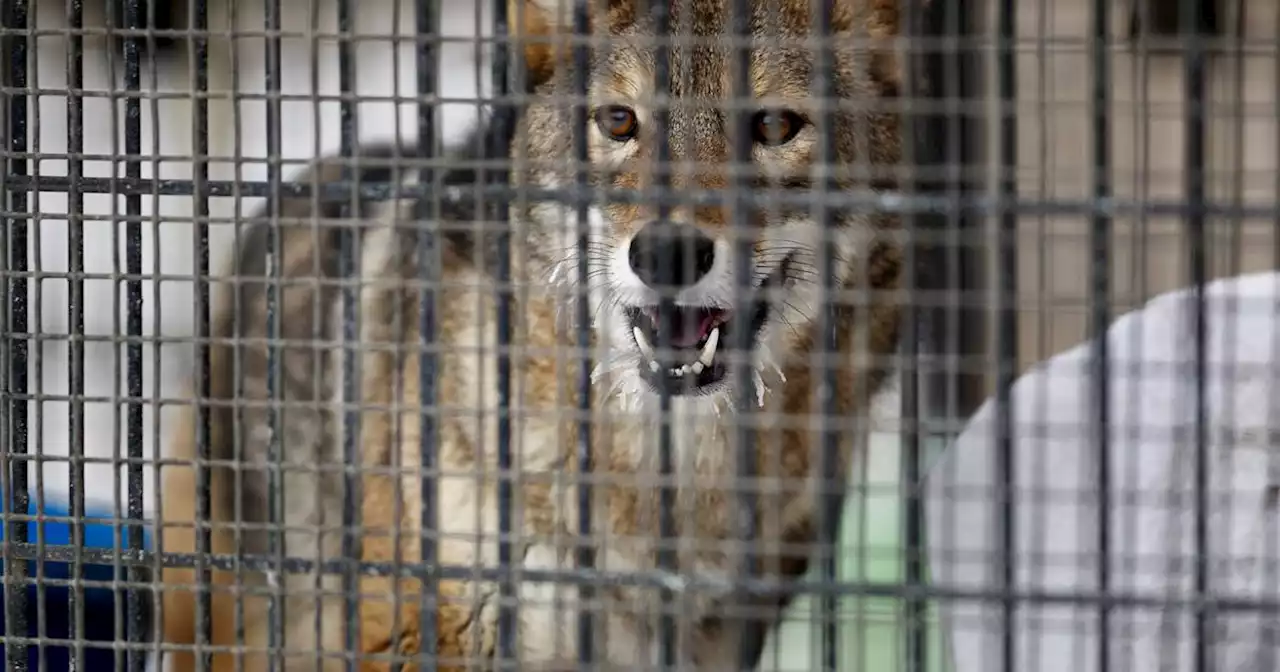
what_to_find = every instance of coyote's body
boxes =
[157,0,902,669]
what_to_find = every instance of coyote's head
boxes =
[514,0,900,408]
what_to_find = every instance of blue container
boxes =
[0,499,155,670]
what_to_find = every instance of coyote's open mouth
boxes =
[625,255,793,395]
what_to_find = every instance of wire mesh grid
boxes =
[1,0,1278,670]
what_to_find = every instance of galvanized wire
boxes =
[118,0,148,668]
[2,1,32,670]
[0,0,1274,671]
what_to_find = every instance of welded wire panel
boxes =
[18,0,917,668]
[4,0,1277,671]
[925,2,1280,672]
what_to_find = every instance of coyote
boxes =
[156,0,902,669]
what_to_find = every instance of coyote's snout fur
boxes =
[156,0,902,669]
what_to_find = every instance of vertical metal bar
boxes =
[570,0,596,669]
[649,0,677,668]
[994,0,1019,668]
[65,0,88,668]
[301,0,325,660]
[121,0,147,669]
[1,0,31,669]
[262,0,285,666]
[144,0,166,664]
[1089,0,1112,670]
[807,1,839,670]
[899,243,926,672]
[923,0,983,439]
[901,0,940,668]
[725,0,757,669]
[335,0,361,664]
[415,0,439,667]
[1181,0,1210,668]
[900,253,926,672]
[190,0,214,667]
[1224,0,1244,282]
[951,2,984,424]
[491,0,517,664]
[223,0,250,662]
[1119,23,1151,672]
[144,3,166,667]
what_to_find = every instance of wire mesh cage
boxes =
[1,0,1278,670]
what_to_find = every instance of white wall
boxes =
[24,0,494,516]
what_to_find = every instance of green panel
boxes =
[761,431,950,672]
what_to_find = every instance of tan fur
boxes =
[156,153,377,671]
[155,3,563,667]
[512,0,564,87]
[158,0,902,669]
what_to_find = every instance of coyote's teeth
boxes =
[638,324,718,380]
[699,328,720,367]
[633,326,655,360]
[657,362,713,378]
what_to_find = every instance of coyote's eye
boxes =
[750,109,805,147]
[595,106,639,142]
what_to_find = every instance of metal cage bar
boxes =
[900,0,960,667]
[899,0,990,668]
[6,173,1272,220]
[491,0,518,664]
[808,1,840,670]
[1182,0,1211,670]
[649,0,678,668]
[992,0,1019,666]
[1266,5,1280,669]
[4,0,1267,670]
[190,0,215,666]
[949,0,986,428]
[728,0,760,670]
[63,1,89,667]
[415,0,440,668]
[1,0,32,669]
[334,0,362,661]
[1089,1,1113,671]
[569,1,596,670]
[899,0,926,660]
[118,0,148,670]
[7,536,1280,605]
[228,0,251,655]
[261,0,287,667]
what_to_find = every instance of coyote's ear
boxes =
[814,0,900,96]
[510,0,560,88]
[522,0,638,31]
[514,0,639,85]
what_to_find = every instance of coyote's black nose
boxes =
[628,221,717,290]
